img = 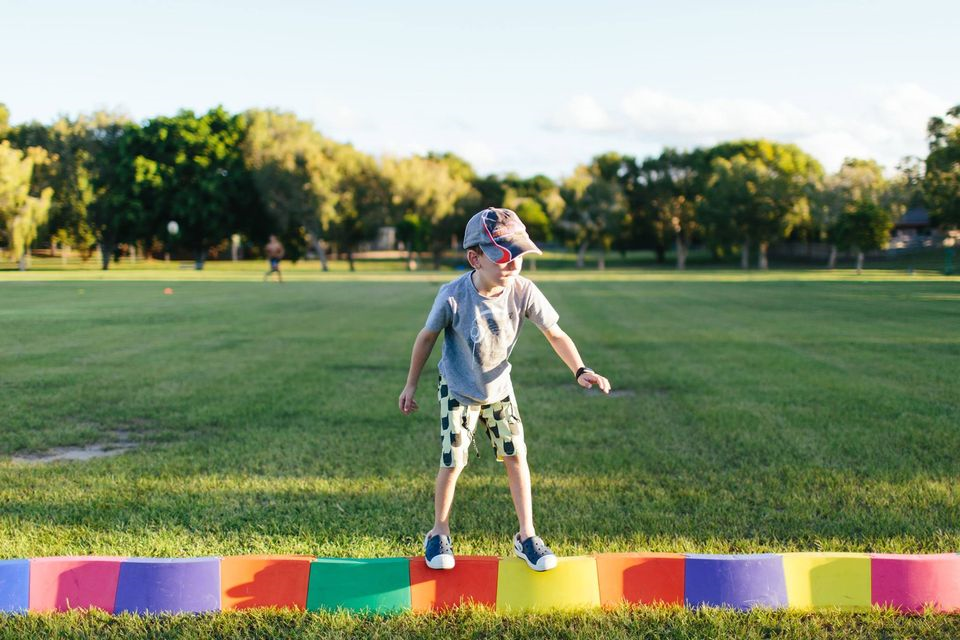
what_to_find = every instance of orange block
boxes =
[596,553,685,606]
[220,555,314,610]
[408,556,500,611]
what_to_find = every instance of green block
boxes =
[306,558,411,614]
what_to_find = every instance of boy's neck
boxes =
[470,270,505,298]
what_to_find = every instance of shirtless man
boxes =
[264,235,285,282]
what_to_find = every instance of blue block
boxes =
[0,559,29,614]
[114,558,221,614]
[685,553,787,610]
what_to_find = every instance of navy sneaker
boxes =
[424,533,455,570]
[513,533,558,571]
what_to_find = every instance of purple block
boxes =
[0,559,30,613]
[685,554,787,610]
[115,558,221,614]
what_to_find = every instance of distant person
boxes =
[264,235,284,282]
[399,207,611,572]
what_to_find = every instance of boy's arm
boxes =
[540,324,611,394]
[399,328,441,414]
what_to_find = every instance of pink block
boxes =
[871,554,960,613]
[29,556,126,613]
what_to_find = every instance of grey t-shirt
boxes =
[424,272,560,405]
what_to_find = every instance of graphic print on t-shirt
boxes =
[470,305,515,365]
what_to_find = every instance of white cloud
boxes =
[311,99,369,132]
[620,89,818,138]
[549,95,619,132]
[546,85,952,173]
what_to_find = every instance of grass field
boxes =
[2,267,959,638]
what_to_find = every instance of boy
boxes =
[398,207,611,572]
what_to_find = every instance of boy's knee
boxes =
[502,442,527,464]
[440,461,467,476]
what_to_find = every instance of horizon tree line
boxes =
[1,102,957,271]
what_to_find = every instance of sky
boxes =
[2,0,957,179]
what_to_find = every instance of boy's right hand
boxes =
[398,385,419,415]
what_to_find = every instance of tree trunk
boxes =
[194,249,206,270]
[675,236,687,270]
[654,243,666,263]
[347,249,355,272]
[62,245,71,266]
[316,239,329,271]
[18,252,27,271]
[827,245,837,269]
[576,242,588,268]
[758,241,769,270]
[856,251,864,274]
[597,252,605,271]
[100,242,114,270]
[130,244,137,265]
[432,249,442,271]
[407,249,418,271]
[740,240,750,270]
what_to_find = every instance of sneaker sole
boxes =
[425,555,455,570]
[513,547,558,572]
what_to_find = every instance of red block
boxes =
[408,556,499,611]
[872,554,960,613]
[29,556,125,613]
[221,555,314,610]
[595,553,685,606]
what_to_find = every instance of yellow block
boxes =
[782,553,871,611]
[496,556,600,612]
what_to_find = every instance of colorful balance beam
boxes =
[871,553,960,613]
[114,557,221,614]
[685,554,788,610]
[221,555,314,611]
[496,556,600,611]
[782,552,871,611]
[28,556,125,613]
[0,559,29,614]
[5,552,960,615]
[409,556,499,611]
[306,558,411,614]
[595,553,685,606]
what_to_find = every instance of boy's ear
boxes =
[467,249,480,268]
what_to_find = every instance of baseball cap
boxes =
[462,207,542,264]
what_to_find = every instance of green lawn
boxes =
[2,268,959,638]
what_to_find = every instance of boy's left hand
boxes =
[578,370,611,394]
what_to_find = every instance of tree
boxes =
[559,160,628,269]
[924,105,960,231]
[137,107,256,269]
[382,154,475,269]
[86,121,159,270]
[328,146,389,271]
[703,141,822,269]
[0,141,53,270]
[243,109,348,268]
[818,158,887,268]
[833,200,894,273]
[635,149,705,270]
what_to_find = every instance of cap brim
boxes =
[480,233,542,264]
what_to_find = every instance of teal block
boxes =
[306,558,411,614]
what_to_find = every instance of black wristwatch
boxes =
[575,366,594,380]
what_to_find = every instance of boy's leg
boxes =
[503,450,536,540]
[428,464,464,537]
[430,378,478,537]
[481,399,536,540]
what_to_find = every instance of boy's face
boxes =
[469,249,523,288]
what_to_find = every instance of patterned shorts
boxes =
[438,375,525,468]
